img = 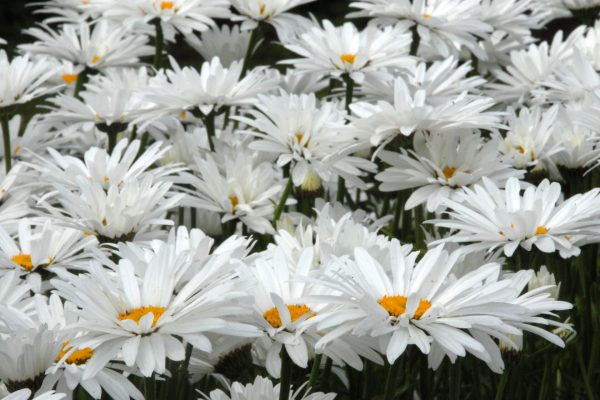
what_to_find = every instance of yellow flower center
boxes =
[11,253,33,271]
[516,145,526,154]
[119,306,166,327]
[91,55,101,64]
[340,53,357,65]
[56,341,94,365]
[443,166,457,181]
[259,3,266,16]
[179,111,187,120]
[378,295,432,319]
[61,74,78,85]
[14,146,22,155]
[161,1,174,10]
[263,304,314,328]
[103,176,109,184]
[229,196,239,213]
[423,12,432,19]
[536,226,549,235]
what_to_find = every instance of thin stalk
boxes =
[337,73,355,204]
[203,112,216,152]
[306,354,323,393]
[390,192,403,238]
[495,371,510,400]
[274,177,294,227]
[410,25,420,56]
[279,347,293,400]
[136,131,149,160]
[241,26,262,78]
[73,69,88,100]
[176,343,193,400]
[107,132,118,153]
[383,359,401,400]
[153,20,164,69]
[414,205,425,251]
[1,113,12,172]
[577,347,597,400]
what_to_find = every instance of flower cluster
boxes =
[1,0,600,399]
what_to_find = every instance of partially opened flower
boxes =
[230,0,316,31]
[185,24,252,66]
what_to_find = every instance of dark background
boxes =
[0,1,585,56]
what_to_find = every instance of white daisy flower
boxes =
[235,92,375,190]
[39,175,183,243]
[376,131,524,212]
[348,0,492,59]
[30,294,145,400]
[282,20,413,84]
[137,56,277,119]
[1,389,66,400]
[20,21,153,71]
[31,0,91,25]
[28,138,179,190]
[88,0,231,36]
[242,247,380,378]
[181,151,285,234]
[202,375,336,400]
[45,67,154,136]
[429,177,600,258]
[577,19,600,70]
[350,78,501,147]
[486,29,584,105]
[0,51,58,111]
[230,0,316,31]
[312,242,571,368]
[184,25,252,67]
[0,326,62,395]
[51,239,260,378]
[2,115,66,162]
[0,219,97,292]
[500,105,561,171]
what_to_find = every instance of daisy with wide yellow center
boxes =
[118,306,167,327]
[263,304,314,329]
[378,295,432,320]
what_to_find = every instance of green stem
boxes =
[273,177,294,227]
[203,112,216,151]
[495,371,509,400]
[306,354,323,393]
[136,131,149,160]
[383,359,401,400]
[1,113,12,173]
[577,347,597,400]
[410,25,420,56]
[107,132,117,153]
[390,192,403,238]
[414,205,425,251]
[153,19,164,69]
[176,343,193,400]
[73,69,88,100]
[241,26,262,78]
[336,73,356,204]
[279,347,293,400]
[336,176,346,204]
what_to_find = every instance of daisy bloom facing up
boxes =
[181,151,286,234]
[0,219,96,292]
[282,20,413,84]
[51,239,261,378]
[235,92,375,191]
[376,131,524,212]
[230,0,316,31]
[137,56,277,120]
[429,177,600,258]
[20,21,153,71]
[201,376,336,400]
[39,175,184,244]
[348,0,492,59]
[242,247,381,378]
[311,242,571,369]
[87,0,231,37]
